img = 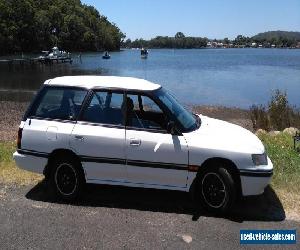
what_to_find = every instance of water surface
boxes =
[0,48,299,108]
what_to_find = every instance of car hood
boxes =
[183,115,264,154]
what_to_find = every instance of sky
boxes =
[82,0,300,40]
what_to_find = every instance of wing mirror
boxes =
[167,121,180,135]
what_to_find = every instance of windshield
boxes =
[155,88,200,132]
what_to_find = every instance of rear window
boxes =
[28,87,87,120]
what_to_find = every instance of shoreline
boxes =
[1,47,299,57]
[0,101,252,142]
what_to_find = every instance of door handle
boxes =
[74,135,84,141]
[130,138,141,146]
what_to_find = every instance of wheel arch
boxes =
[43,148,85,180]
[189,157,242,198]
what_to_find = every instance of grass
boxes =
[0,142,42,185]
[258,133,300,213]
[0,136,299,214]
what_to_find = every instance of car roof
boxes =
[44,76,161,91]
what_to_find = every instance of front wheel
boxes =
[49,157,85,201]
[196,167,236,214]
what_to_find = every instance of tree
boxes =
[223,37,229,44]
[175,32,185,39]
[0,0,124,54]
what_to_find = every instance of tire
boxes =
[48,156,85,202]
[196,166,236,214]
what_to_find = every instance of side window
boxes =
[126,94,166,131]
[30,87,87,120]
[141,96,163,113]
[81,91,124,126]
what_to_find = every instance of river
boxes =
[0,48,299,108]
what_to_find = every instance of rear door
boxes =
[70,90,127,183]
[124,93,189,188]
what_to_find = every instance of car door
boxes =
[124,93,189,188]
[70,90,127,183]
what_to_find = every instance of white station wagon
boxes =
[13,76,273,213]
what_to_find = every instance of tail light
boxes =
[17,128,23,149]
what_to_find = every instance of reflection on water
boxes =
[0,57,98,101]
[1,49,300,108]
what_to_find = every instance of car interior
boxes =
[34,89,85,120]
[82,91,168,131]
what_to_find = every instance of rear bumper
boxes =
[13,151,47,174]
[239,157,273,196]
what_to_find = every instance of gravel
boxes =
[0,101,29,142]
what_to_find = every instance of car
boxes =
[13,76,273,213]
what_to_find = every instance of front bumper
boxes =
[239,156,273,196]
[13,151,47,174]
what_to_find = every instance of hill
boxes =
[252,31,300,45]
[0,0,125,54]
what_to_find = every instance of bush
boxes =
[250,104,270,131]
[268,90,290,130]
[250,89,300,131]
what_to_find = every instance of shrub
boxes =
[268,90,290,130]
[250,104,269,131]
[250,89,300,131]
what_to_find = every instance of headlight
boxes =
[252,153,268,166]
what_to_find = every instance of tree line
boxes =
[123,32,208,49]
[123,31,300,49]
[0,0,125,54]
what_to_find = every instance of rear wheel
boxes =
[196,166,236,214]
[49,156,85,201]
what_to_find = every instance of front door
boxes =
[124,93,189,188]
[71,90,126,183]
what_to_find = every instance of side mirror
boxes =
[167,121,179,135]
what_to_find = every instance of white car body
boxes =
[13,76,273,198]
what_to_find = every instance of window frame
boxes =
[124,90,173,134]
[77,88,126,129]
[25,85,89,123]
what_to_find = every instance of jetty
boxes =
[0,56,72,66]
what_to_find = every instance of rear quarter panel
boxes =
[21,118,75,154]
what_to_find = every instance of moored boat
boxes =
[38,47,70,61]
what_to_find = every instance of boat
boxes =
[36,47,72,64]
[38,51,50,60]
[102,51,111,59]
[38,47,70,60]
[48,47,68,59]
[141,48,148,59]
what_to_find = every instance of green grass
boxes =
[259,133,300,192]
[0,142,42,185]
[0,141,15,162]
[258,133,300,213]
